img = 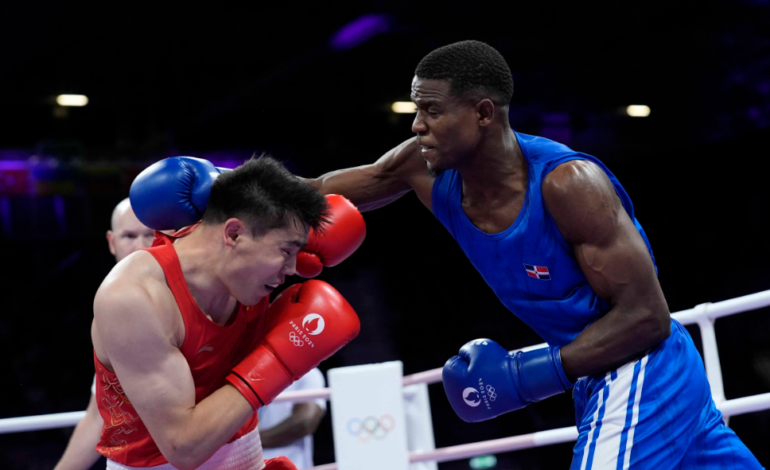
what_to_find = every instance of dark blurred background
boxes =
[2,1,770,468]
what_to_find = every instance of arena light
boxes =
[626,105,650,117]
[392,101,417,114]
[56,94,89,107]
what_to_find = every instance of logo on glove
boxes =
[302,314,325,335]
[462,387,481,407]
[463,380,497,410]
[289,332,304,347]
[288,318,318,348]
[485,385,497,401]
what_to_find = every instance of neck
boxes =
[457,126,525,203]
[173,227,236,325]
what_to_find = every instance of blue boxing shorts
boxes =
[570,319,763,469]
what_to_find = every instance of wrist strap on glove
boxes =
[512,346,574,404]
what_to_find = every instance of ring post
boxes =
[403,383,438,470]
[329,361,409,470]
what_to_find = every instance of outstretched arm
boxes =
[543,160,670,380]
[306,137,434,212]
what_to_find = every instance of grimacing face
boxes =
[411,76,484,174]
[223,221,309,306]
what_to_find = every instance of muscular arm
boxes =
[306,137,434,212]
[54,393,103,470]
[94,280,253,470]
[543,160,670,380]
[260,403,324,448]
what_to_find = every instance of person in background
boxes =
[259,368,326,469]
[55,198,155,470]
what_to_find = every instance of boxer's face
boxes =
[107,208,155,262]
[411,76,482,175]
[222,219,308,306]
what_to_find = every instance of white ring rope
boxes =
[2,290,769,468]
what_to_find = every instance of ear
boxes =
[476,99,495,127]
[106,230,117,256]
[223,218,247,247]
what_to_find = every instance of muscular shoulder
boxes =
[542,160,620,245]
[95,251,181,350]
[374,137,426,178]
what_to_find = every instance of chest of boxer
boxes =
[431,132,656,347]
[94,236,268,467]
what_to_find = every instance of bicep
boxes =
[574,206,659,305]
[544,160,662,307]
[95,290,195,451]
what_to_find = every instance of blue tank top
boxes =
[431,132,656,346]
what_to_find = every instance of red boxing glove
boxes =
[264,456,297,469]
[296,194,366,278]
[227,280,360,409]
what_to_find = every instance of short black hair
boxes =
[415,40,513,105]
[202,155,329,236]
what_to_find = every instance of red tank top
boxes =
[94,229,268,466]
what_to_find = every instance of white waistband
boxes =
[106,427,264,470]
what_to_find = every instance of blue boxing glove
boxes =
[442,339,574,422]
[130,157,223,230]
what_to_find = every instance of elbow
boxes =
[300,417,321,437]
[164,456,194,470]
[165,455,200,470]
[164,451,195,470]
[641,308,671,347]
[163,442,207,470]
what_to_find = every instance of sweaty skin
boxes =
[91,219,307,470]
[308,77,669,380]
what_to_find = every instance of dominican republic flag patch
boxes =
[524,264,551,280]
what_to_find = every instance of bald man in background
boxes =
[55,198,155,470]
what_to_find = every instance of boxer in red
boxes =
[92,157,363,470]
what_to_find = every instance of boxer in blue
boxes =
[304,41,763,468]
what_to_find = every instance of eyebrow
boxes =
[288,239,307,248]
[412,98,440,108]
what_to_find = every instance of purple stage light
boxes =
[0,196,11,237]
[0,160,31,195]
[54,194,67,233]
[0,149,33,161]
[329,14,389,51]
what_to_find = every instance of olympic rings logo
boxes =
[289,332,304,347]
[462,385,497,407]
[346,414,396,442]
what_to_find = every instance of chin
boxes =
[233,290,260,307]
[247,291,268,306]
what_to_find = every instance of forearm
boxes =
[306,167,411,212]
[260,416,311,448]
[560,303,670,380]
[302,139,420,212]
[160,385,254,469]
[261,404,323,448]
[54,394,103,470]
